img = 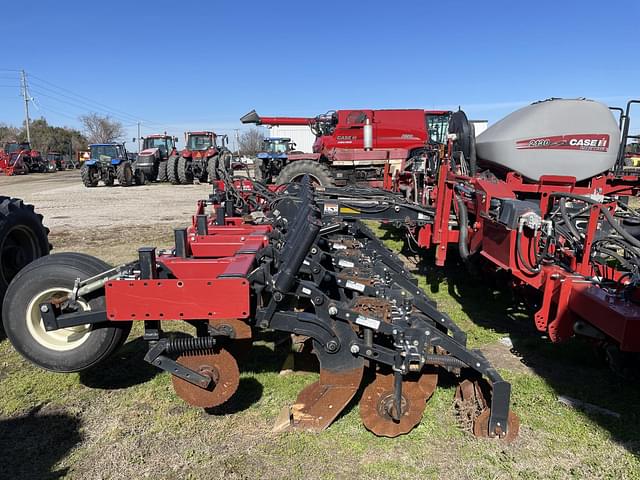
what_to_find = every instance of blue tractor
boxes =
[254,137,297,183]
[80,143,143,187]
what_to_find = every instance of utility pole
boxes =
[234,128,240,154]
[20,70,31,144]
[137,121,141,152]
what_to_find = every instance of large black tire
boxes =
[134,169,146,186]
[253,158,264,182]
[207,155,219,183]
[167,155,180,185]
[275,160,334,187]
[157,160,169,182]
[177,156,193,184]
[116,161,134,187]
[104,174,115,187]
[0,197,50,304]
[2,253,132,372]
[80,164,98,187]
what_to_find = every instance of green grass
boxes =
[1,224,640,479]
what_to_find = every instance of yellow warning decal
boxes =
[339,207,360,214]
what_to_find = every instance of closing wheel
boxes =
[359,371,437,437]
[171,349,240,408]
[473,409,520,442]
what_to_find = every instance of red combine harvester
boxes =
[168,131,232,185]
[241,108,452,189]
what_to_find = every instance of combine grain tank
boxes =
[476,99,620,181]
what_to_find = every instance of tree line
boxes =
[0,113,125,154]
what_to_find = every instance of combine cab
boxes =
[241,108,451,189]
[81,143,143,187]
[169,131,231,185]
[136,134,178,182]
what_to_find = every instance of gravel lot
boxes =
[0,170,213,230]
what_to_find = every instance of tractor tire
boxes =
[157,160,169,182]
[80,164,98,187]
[0,197,50,307]
[253,158,264,183]
[275,160,334,187]
[2,253,132,372]
[134,169,146,186]
[167,155,180,185]
[116,161,134,187]
[104,174,115,187]
[177,156,194,185]
[207,155,219,183]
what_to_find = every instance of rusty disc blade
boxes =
[359,372,434,437]
[171,349,240,408]
[473,408,520,443]
[209,319,253,361]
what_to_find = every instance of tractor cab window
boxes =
[265,139,290,153]
[427,114,450,145]
[91,145,120,160]
[5,143,19,154]
[144,137,170,155]
[187,135,213,151]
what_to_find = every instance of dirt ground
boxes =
[1,171,639,479]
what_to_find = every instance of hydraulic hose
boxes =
[550,193,640,250]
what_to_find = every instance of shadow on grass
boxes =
[378,224,640,455]
[0,405,81,479]
[79,337,159,389]
[205,377,264,415]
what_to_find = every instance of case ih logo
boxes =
[516,134,610,152]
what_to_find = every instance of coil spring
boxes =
[165,336,216,355]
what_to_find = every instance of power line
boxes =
[28,73,155,125]
[29,87,141,125]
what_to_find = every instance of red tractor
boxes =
[241,108,452,188]
[136,134,179,182]
[0,141,45,175]
[168,131,232,185]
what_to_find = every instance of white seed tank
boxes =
[475,99,620,182]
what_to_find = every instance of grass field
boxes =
[1,223,640,479]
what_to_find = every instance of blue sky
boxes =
[2,0,639,148]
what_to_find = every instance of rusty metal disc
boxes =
[208,319,253,361]
[473,408,520,443]
[171,349,240,408]
[359,372,435,437]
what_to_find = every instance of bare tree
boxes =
[0,124,19,145]
[79,113,125,143]
[238,128,265,157]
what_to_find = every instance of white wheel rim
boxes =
[26,288,92,351]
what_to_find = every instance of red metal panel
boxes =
[569,284,640,352]
[105,278,250,321]
[189,235,267,258]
